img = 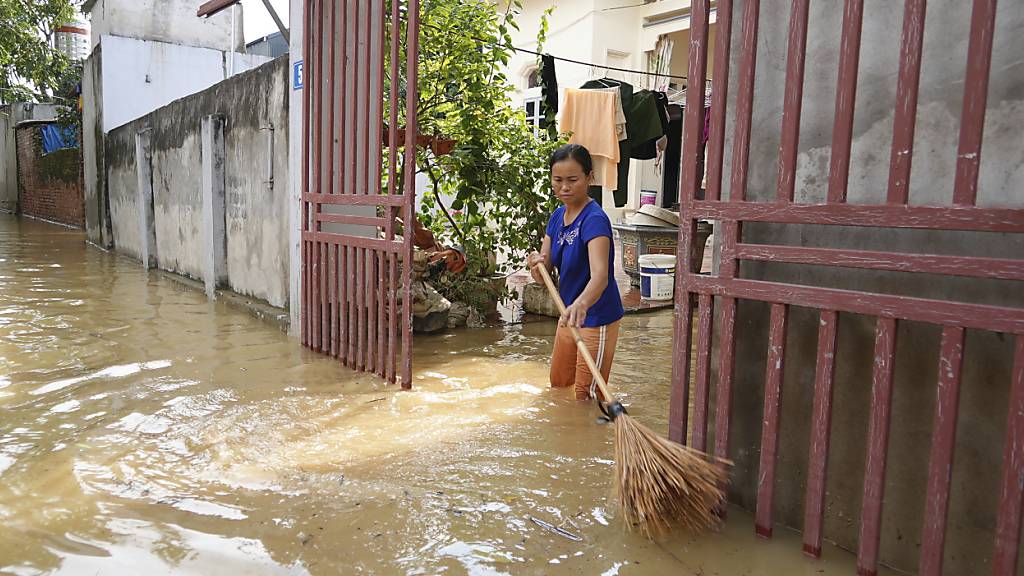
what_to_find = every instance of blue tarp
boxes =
[40,124,78,154]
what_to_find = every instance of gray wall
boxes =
[83,0,243,53]
[0,110,16,213]
[712,1,1024,573]
[82,48,110,247]
[105,56,290,309]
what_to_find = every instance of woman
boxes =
[527,144,624,401]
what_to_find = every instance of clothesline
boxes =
[513,45,701,82]
[421,21,709,83]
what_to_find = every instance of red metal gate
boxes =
[670,1,1024,575]
[302,0,419,387]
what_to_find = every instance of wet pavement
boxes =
[0,215,895,575]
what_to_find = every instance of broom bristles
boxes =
[614,413,729,538]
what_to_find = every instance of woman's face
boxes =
[550,159,593,205]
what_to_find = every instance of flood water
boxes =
[0,215,894,575]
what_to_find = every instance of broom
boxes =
[533,263,728,537]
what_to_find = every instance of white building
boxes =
[503,0,717,218]
[54,20,91,61]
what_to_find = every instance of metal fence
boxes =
[669,1,1024,575]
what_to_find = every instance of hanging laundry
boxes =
[580,78,634,207]
[661,104,683,209]
[590,87,627,141]
[560,88,621,190]
[630,91,671,160]
[540,54,559,118]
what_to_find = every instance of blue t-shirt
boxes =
[546,200,625,328]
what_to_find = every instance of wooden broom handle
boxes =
[533,264,618,404]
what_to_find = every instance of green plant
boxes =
[386,0,567,315]
[0,0,78,104]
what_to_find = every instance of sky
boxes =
[240,0,290,44]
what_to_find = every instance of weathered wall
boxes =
[0,110,16,213]
[82,48,110,247]
[14,128,84,227]
[83,0,243,53]
[105,57,290,308]
[100,35,272,133]
[712,1,1024,574]
[1,104,63,214]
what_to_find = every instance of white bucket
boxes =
[639,254,676,301]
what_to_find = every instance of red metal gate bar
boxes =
[802,309,839,558]
[689,275,1024,335]
[953,0,997,207]
[857,317,898,576]
[387,0,401,384]
[826,0,864,204]
[886,0,926,205]
[691,293,715,452]
[402,0,420,388]
[755,302,789,538]
[705,0,732,203]
[669,0,712,447]
[682,201,1024,233]
[776,0,809,203]
[728,0,758,207]
[919,326,966,576]
[733,243,1024,282]
[992,336,1024,575]
[667,281,692,445]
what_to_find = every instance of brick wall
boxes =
[16,127,85,228]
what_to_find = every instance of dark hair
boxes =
[549,144,594,175]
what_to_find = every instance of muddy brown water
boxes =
[0,215,896,575]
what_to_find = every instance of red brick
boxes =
[15,127,85,228]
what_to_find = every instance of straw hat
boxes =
[627,204,679,227]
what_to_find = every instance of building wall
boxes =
[0,111,16,213]
[99,35,272,133]
[1,104,65,216]
[714,1,1024,573]
[82,48,110,247]
[15,128,84,228]
[105,57,290,308]
[84,0,243,53]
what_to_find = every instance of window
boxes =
[523,97,548,134]
[526,67,541,89]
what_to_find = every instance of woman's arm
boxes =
[528,235,554,285]
[562,236,611,327]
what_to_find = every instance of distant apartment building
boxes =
[54,20,91,61]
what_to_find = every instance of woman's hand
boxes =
[560,300,589,328]
[526,251,546,271]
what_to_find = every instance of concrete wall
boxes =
[713,1,1024,573]
[100,35,272,133]
[0,110,16,213]
[84,0,243,53]
[288,0,304,334]
[105,57,290,308]
[1,103,66,215]
[82,48,111,247]
[15,128,85,227]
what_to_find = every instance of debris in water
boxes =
[528,515,582,542]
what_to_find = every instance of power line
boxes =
[421,22,701,83]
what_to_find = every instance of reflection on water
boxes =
[0,215,890,575]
